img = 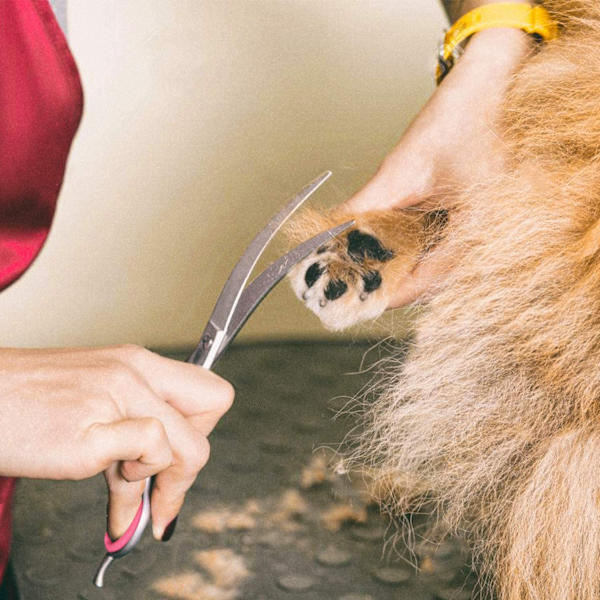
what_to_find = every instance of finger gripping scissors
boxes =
[93,171,352,587]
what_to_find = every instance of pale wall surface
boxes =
[0,0,446,348]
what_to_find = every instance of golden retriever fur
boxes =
[287,2,600,598]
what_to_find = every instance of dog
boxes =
[287,2,600,598]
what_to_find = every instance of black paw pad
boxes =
[362,270,382,293]
[324,279,348,301]
[347,230,394,263]
[305,262,324,288]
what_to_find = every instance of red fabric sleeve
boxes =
[0,0,84,583]
[0,0,83,291]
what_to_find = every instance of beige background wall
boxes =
[0,0,446,349]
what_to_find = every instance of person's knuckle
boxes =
[160,446,175,470]
[181,455,201,479]
[185,437,210,476]
[142,416,167,446]
[116,343,142,356]
[196,437,211,469]
[119,461,138,482]
[116,343,152,365]
[216,379,235,412]
[144,418,175,469]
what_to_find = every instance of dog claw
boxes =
[319,298,327,308]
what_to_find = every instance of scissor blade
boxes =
[207,171,332,335]
[213,220,354,363]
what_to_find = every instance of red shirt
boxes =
[0,0,83,582]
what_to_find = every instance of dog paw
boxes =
[290,226,397,331]
[286,206,429,331]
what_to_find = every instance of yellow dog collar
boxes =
[436,2,558,84]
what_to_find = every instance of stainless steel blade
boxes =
[207,171,331,333]
[187,171,332,367]
[214,220,354,362]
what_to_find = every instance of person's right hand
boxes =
[0,345,234,541]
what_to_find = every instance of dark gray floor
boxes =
[11,342,475,600]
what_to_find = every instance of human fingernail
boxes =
[161,516,178,542]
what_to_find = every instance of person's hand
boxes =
[344,27,532,306]
[0,345,234,541]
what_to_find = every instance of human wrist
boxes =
[461,26,532,68]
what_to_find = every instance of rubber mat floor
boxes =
[11,342,477,600]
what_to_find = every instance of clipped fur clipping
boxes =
[288,2,600,598]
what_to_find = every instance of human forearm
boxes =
[343,25,530,304]
[346,27,530,213]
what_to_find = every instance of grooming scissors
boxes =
[93,171,353,587]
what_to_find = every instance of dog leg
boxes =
[287,206,434,330]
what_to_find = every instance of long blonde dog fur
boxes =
[287,2,600,598]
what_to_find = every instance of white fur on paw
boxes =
[289,252,388,331]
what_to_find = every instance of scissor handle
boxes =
[93,477,152,587]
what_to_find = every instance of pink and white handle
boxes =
[93,477,152,587]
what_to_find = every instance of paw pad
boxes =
[290,226,394,330]
[304,262,324,289]
[347,230,394,263]
[362,270,381,293]
[324,279,348,301]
